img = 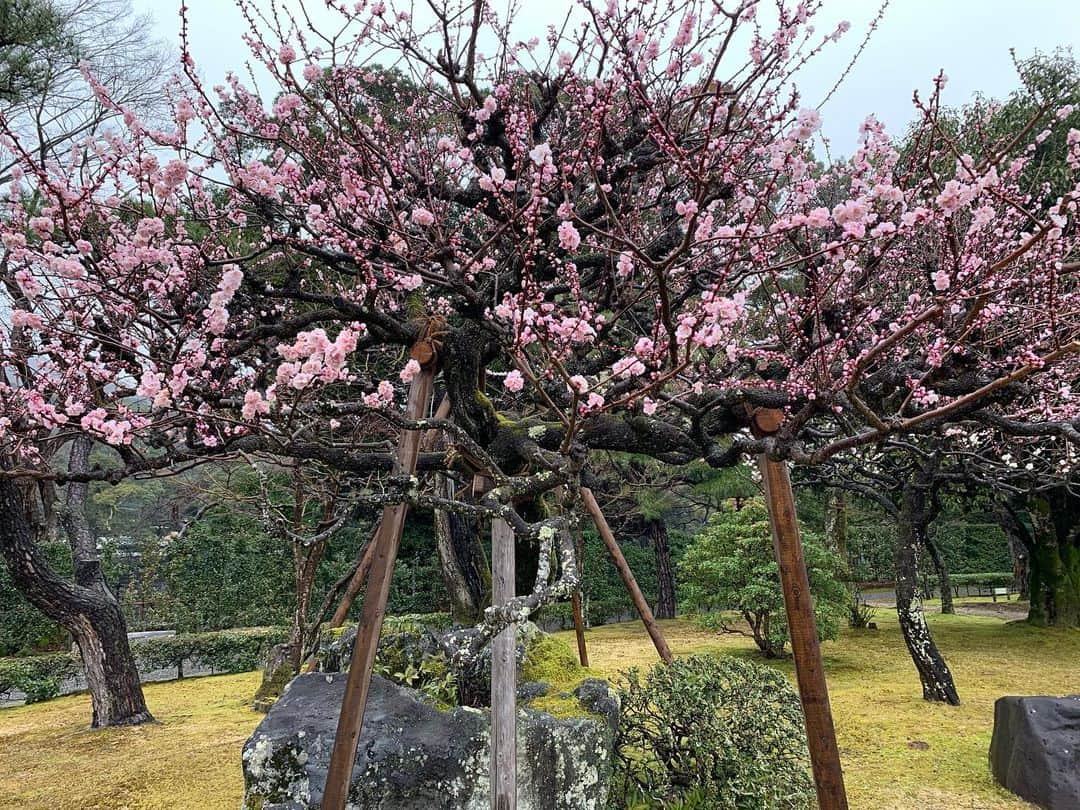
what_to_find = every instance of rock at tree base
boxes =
[253,643,297,713]
[989,695,1080,809]
[242,673,617,809]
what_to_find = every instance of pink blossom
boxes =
[932,269,951,291]
[529,143,552,165]
[675,199,698,218]
[10,310,42,330]
[642,397,658,416]
[400,359,421,382]
[242,390,271,420]
[558,221,581,251]
[410,207,435,226]
[568,375,589,394]
[28,217,54,236]
[503,370,524,392]
[278,44,296,63]
[935,180,970,215]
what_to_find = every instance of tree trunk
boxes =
[995,501,1034,601]
[289,541,325,672]
[1008,530,1031,600]
[1026,490,1080,628]
[824,490,849,563]
[895,481,960,705]
[0,444,153,728]
[434,473,490,622]
[923,532,954,615]
[647,518,677,620]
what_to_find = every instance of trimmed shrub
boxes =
[613,654,813,810]
[130,627,288,675]
[0,626,287,703]
[0,652,79,700]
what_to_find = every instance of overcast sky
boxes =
[132,1,1079,157]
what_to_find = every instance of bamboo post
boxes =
[752,408,848,810]
[580,486,673,664]
[321,363,434,810]
[490,513,517,810]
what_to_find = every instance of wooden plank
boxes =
[580,486,673,664]
[490,514,517,810]
[321,366,434,810]
[758,453,849,810]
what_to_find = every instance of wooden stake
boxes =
[490,514,517,810]
[570,530,590,667]
[580,486,673,664]
[321,366,434,810]
[753,409,848,810]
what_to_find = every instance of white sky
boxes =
[132,0,1080,157]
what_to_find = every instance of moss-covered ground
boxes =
[2,610,1077,809]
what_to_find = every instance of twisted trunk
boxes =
[895,479,959,705]
[0,441,152,727]
[434,474,490,622]
[648,518,677,620]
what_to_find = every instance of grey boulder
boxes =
[242,672,617,809]
[989,695,1080,809]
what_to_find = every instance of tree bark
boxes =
[647,518,677,620]
[0,442,153,728]
[824,489,849,563]
[434,474,490,622]
[895,480,960,705]
[922,531,954,615]
[1007,529,1031,601]
[1026,490,1080,628]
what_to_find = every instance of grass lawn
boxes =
[1,611,1077,809]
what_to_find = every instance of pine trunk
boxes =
[648,518,677,620]
[895,481,960,705]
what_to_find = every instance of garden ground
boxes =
[1,610,1076,809]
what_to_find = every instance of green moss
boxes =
[251,662,294,712]
[520,634,607,720]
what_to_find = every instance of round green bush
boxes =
[613,654,813,810]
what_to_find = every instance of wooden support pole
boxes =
[580,486,673,664]
[490,514,517,810]
[321,365,434,810]
[752,409,848,810]
[326,523,381,629]
[570,530,589,667]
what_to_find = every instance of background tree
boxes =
[680,498,848,658]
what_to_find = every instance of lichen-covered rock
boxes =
[253,643,297,713]
[241,672,617,809]
[314,617,542,708]
[990,695,1080,809]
